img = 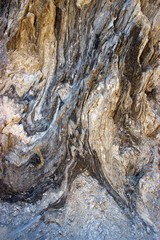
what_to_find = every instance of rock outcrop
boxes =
[0,0,160,238]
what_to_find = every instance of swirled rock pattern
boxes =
[0,0,160,238]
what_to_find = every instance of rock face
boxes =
[0,174,159,240]
[0,0,160,238]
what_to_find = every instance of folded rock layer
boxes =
[0,0,160,235]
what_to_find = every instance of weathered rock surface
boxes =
[0,0,160,238]
[0,174,159,240]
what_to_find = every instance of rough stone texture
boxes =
[0,0,160,238]
[0,174,159,240]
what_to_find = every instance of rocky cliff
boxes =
[0,0,160,239]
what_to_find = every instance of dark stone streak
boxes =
[55,6,62,42]
[123,25,142,93]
